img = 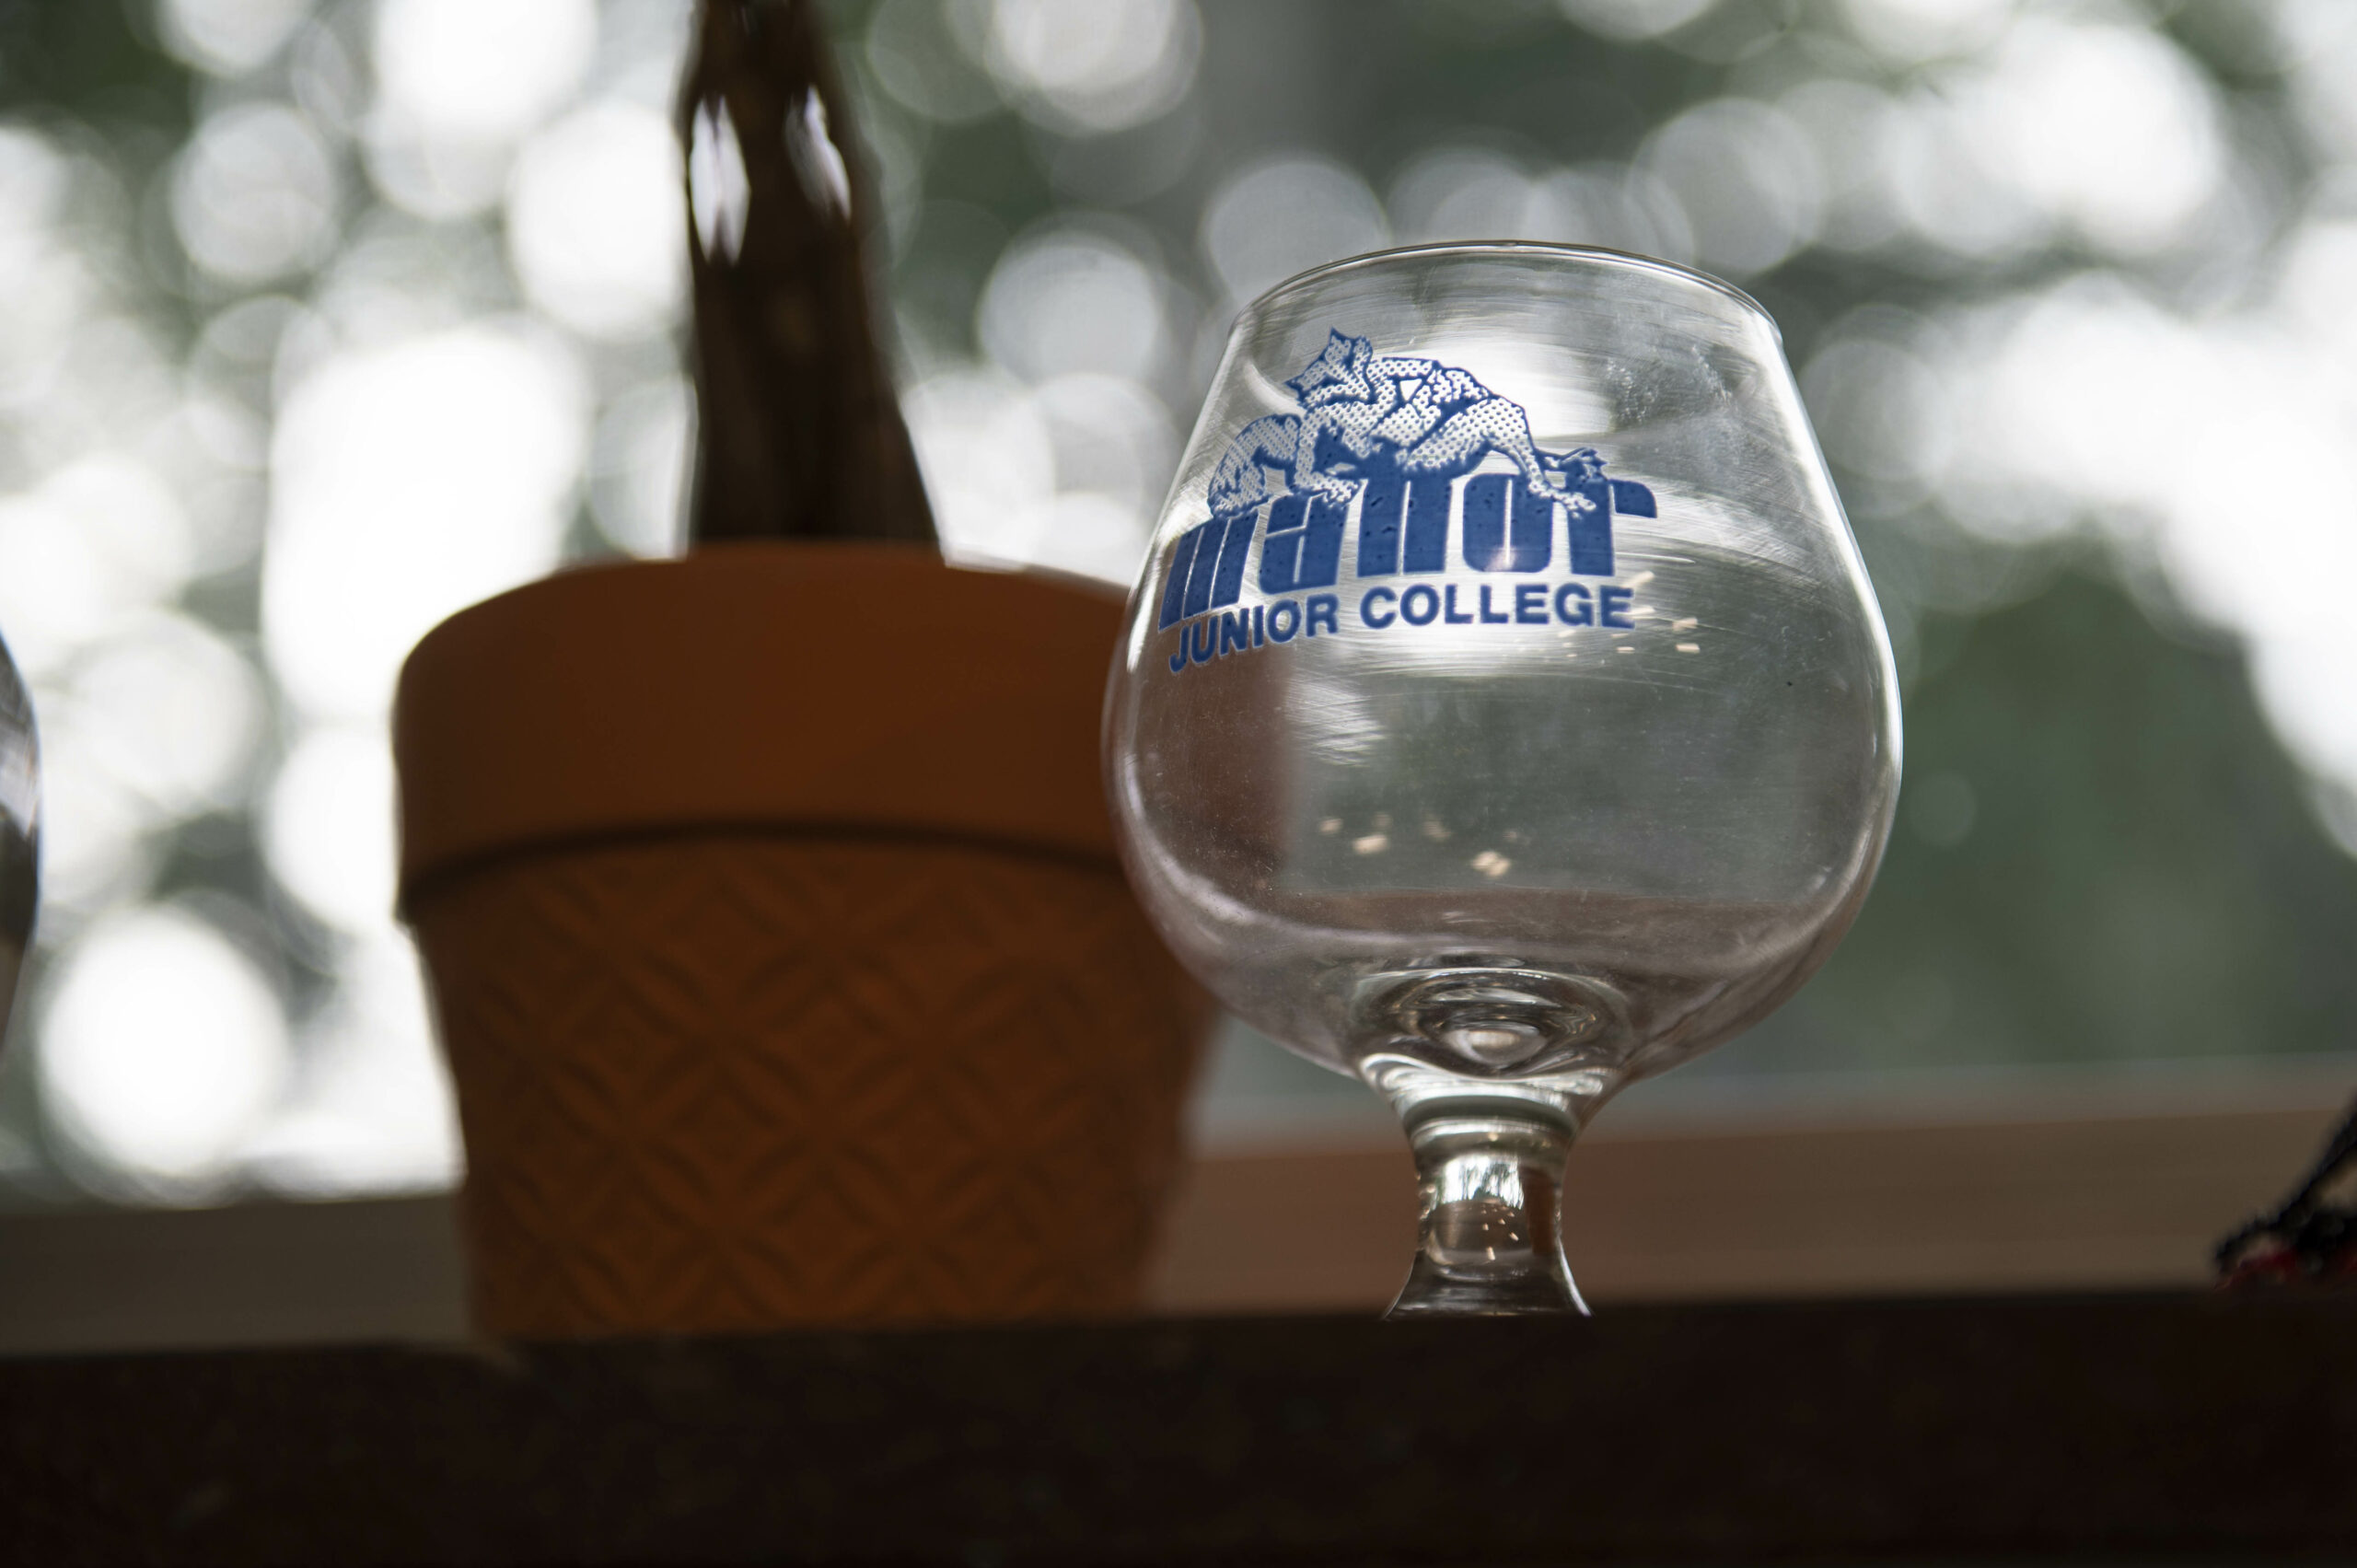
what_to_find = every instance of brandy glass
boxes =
[1105,244,1899,1315]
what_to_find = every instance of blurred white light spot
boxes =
[0,134,89,415]
[363,132,507,222]
[171,103,340,285]
[1979,19,2224,255]
[159,0,317,76]
[1521,163,1695,261]
[71,613,264,818]
[39,905,290,1188]
[865,0,1004,125]
[1201,155,1388,305]
[905,366,1057,569]
[508,101,685,341]
[368,0,595,217]
[980,229,1168,383]
[1801,330,1952,499]
[1970,285,2211,528]
[35,735,157,919]
[2279,0,2357,161]
[589,376,693,557]
[1932,268,2357,795]
[290,15,365,134]
[1779,80,1909,254]
[0,457,196,679]
[374,0,593,145]
[1882,83,2044,260]
[1839,0,2014,64]
[265,724,396,935]
[244,934,461,1196]
[1557,0,1716,41]
[1389,147,1534,244]
[1639,98,1822,277]
[984,0,1201,133]
[908,363,1172,587]
[2275,220,2357,358]
[265,323,588,722]
[1024,492,1152,587]
[2253,632,2357,793]
[863,114,928,256]
[687,99,750,262]
[0,124,68,257]
[591,0,695,113]
[1031,371,1177,518]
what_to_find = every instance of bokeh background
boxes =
[3,0,2355,1205]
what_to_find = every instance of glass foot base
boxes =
[1385,1250,1590,1318]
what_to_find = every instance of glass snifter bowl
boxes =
[1104,244,1900,1316]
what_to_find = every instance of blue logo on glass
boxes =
[1158,331,1656,672]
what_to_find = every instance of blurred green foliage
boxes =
[1744,571,2357,1073]
[0,0,2342,1129]
[831,0,2357,1074]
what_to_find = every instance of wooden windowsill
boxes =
[0,1081,2344,1354]
[1152,1098,2346,1312]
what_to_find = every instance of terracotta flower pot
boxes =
[393,544,1206,1336]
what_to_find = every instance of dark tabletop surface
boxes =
[2,1292,2351,1566]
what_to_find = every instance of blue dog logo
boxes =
[1157,330,1655,633]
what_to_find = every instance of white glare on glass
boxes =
[1106,245,1899,1315]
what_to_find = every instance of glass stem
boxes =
[1385,1100,1588,1318]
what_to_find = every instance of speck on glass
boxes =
[1104,243,1900,1316]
